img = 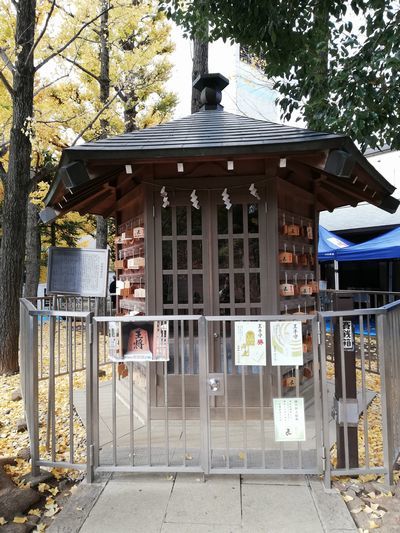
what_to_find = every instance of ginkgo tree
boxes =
[0,0,176,374]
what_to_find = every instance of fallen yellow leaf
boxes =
[369,519,380,529]
[342,494,354,502]
[0,517,7,525]
[13,516,28,523]
[28,509,41,517]
[38,483,51,493]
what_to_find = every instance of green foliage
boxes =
[161,0,400,150]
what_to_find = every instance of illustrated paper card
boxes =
[273,397,306,442]
[235,321,266,366]
[270,321,303,366]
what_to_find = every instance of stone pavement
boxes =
[48,474,357,533]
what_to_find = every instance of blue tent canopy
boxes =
[335,226,400,261]
[318,226,353,261]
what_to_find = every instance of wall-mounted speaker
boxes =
[324,150,355,178]
[60,161,89,190]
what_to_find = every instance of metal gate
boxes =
[87,314,323,479]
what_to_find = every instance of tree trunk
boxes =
[303,0,330,130]
[95,0,110,249]
[0,0,36,374]
[24,200,41,298]
[191,34,209,114]
[95,215,108,249]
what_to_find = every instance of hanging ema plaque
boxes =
[234,321,266,366]
[108,320,169,363]
[47,247,109,297]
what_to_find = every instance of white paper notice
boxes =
[273,397,306,442]
[235,321,266,366]
[270,321,303,366]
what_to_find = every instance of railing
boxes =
[320,289,400,311]
[19,297,400,487]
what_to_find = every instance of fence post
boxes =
[318,316,332,489]
[376,313,394,487]
[86,313,95,483]
[27,311,40,477]
[198,316,210,474]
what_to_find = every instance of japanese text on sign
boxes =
[270,321,304,366]
[273,397,306,442]
[342,320,354,351]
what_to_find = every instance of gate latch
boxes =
[208,374,224,396]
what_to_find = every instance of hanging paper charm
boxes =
[222,188,232,210]
[190,189,200,210]
[160,186,169,208]
[249,183,260,200]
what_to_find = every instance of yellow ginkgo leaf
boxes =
[28,509,41,517]
[13,516,28,524]
[368,519,380,529]
[0,517,7,525]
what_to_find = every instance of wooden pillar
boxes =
[333,293,359,468]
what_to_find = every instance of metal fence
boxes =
[19,297,400,486]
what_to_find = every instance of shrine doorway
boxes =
[152,185,273,416]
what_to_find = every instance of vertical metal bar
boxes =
[277,363,283,469]
[359,315,369,468]
[222,321,230,468]
[47,316,56,460]
[259,360,265,469]
[241,360,248,469]
[129,362,134,467]
[376,313,394,486]
[112,362,117,466]
[181,320,187,467]
[319,317,331,488]
[311,318,322,473]
[86,314,94,482]
[68,318,74,464]
[198,316,210,473]
[164,358,169,466]
[92,320,100,471]
[338,316,350,471]
[28,312,41,476]
[295,362,302,469]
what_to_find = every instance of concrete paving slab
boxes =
[161,524,243,533]
[79,474,174,533]
[165,474,241,526]
[241,474,307,485]
[308,477,357,532]
[241,483,324,533]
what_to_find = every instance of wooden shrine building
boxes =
[42,73,398,418]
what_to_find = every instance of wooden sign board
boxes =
[47,247,109,297]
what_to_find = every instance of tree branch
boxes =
[33,73,69,97]
[26,0,56,65]
[35,6,112,71]
[72,90,120,145]
[0,47,15,73]
[0,70,13,95]
[58,53,100,82]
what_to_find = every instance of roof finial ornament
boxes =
[192,73,229,111]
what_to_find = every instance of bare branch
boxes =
[58,53,100,82]
[72,90,120,146]
[33,73,69,97]
[35,6,112,71]
[0,47,15,73]
[0,70,13,95]
[26,0,56,64]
